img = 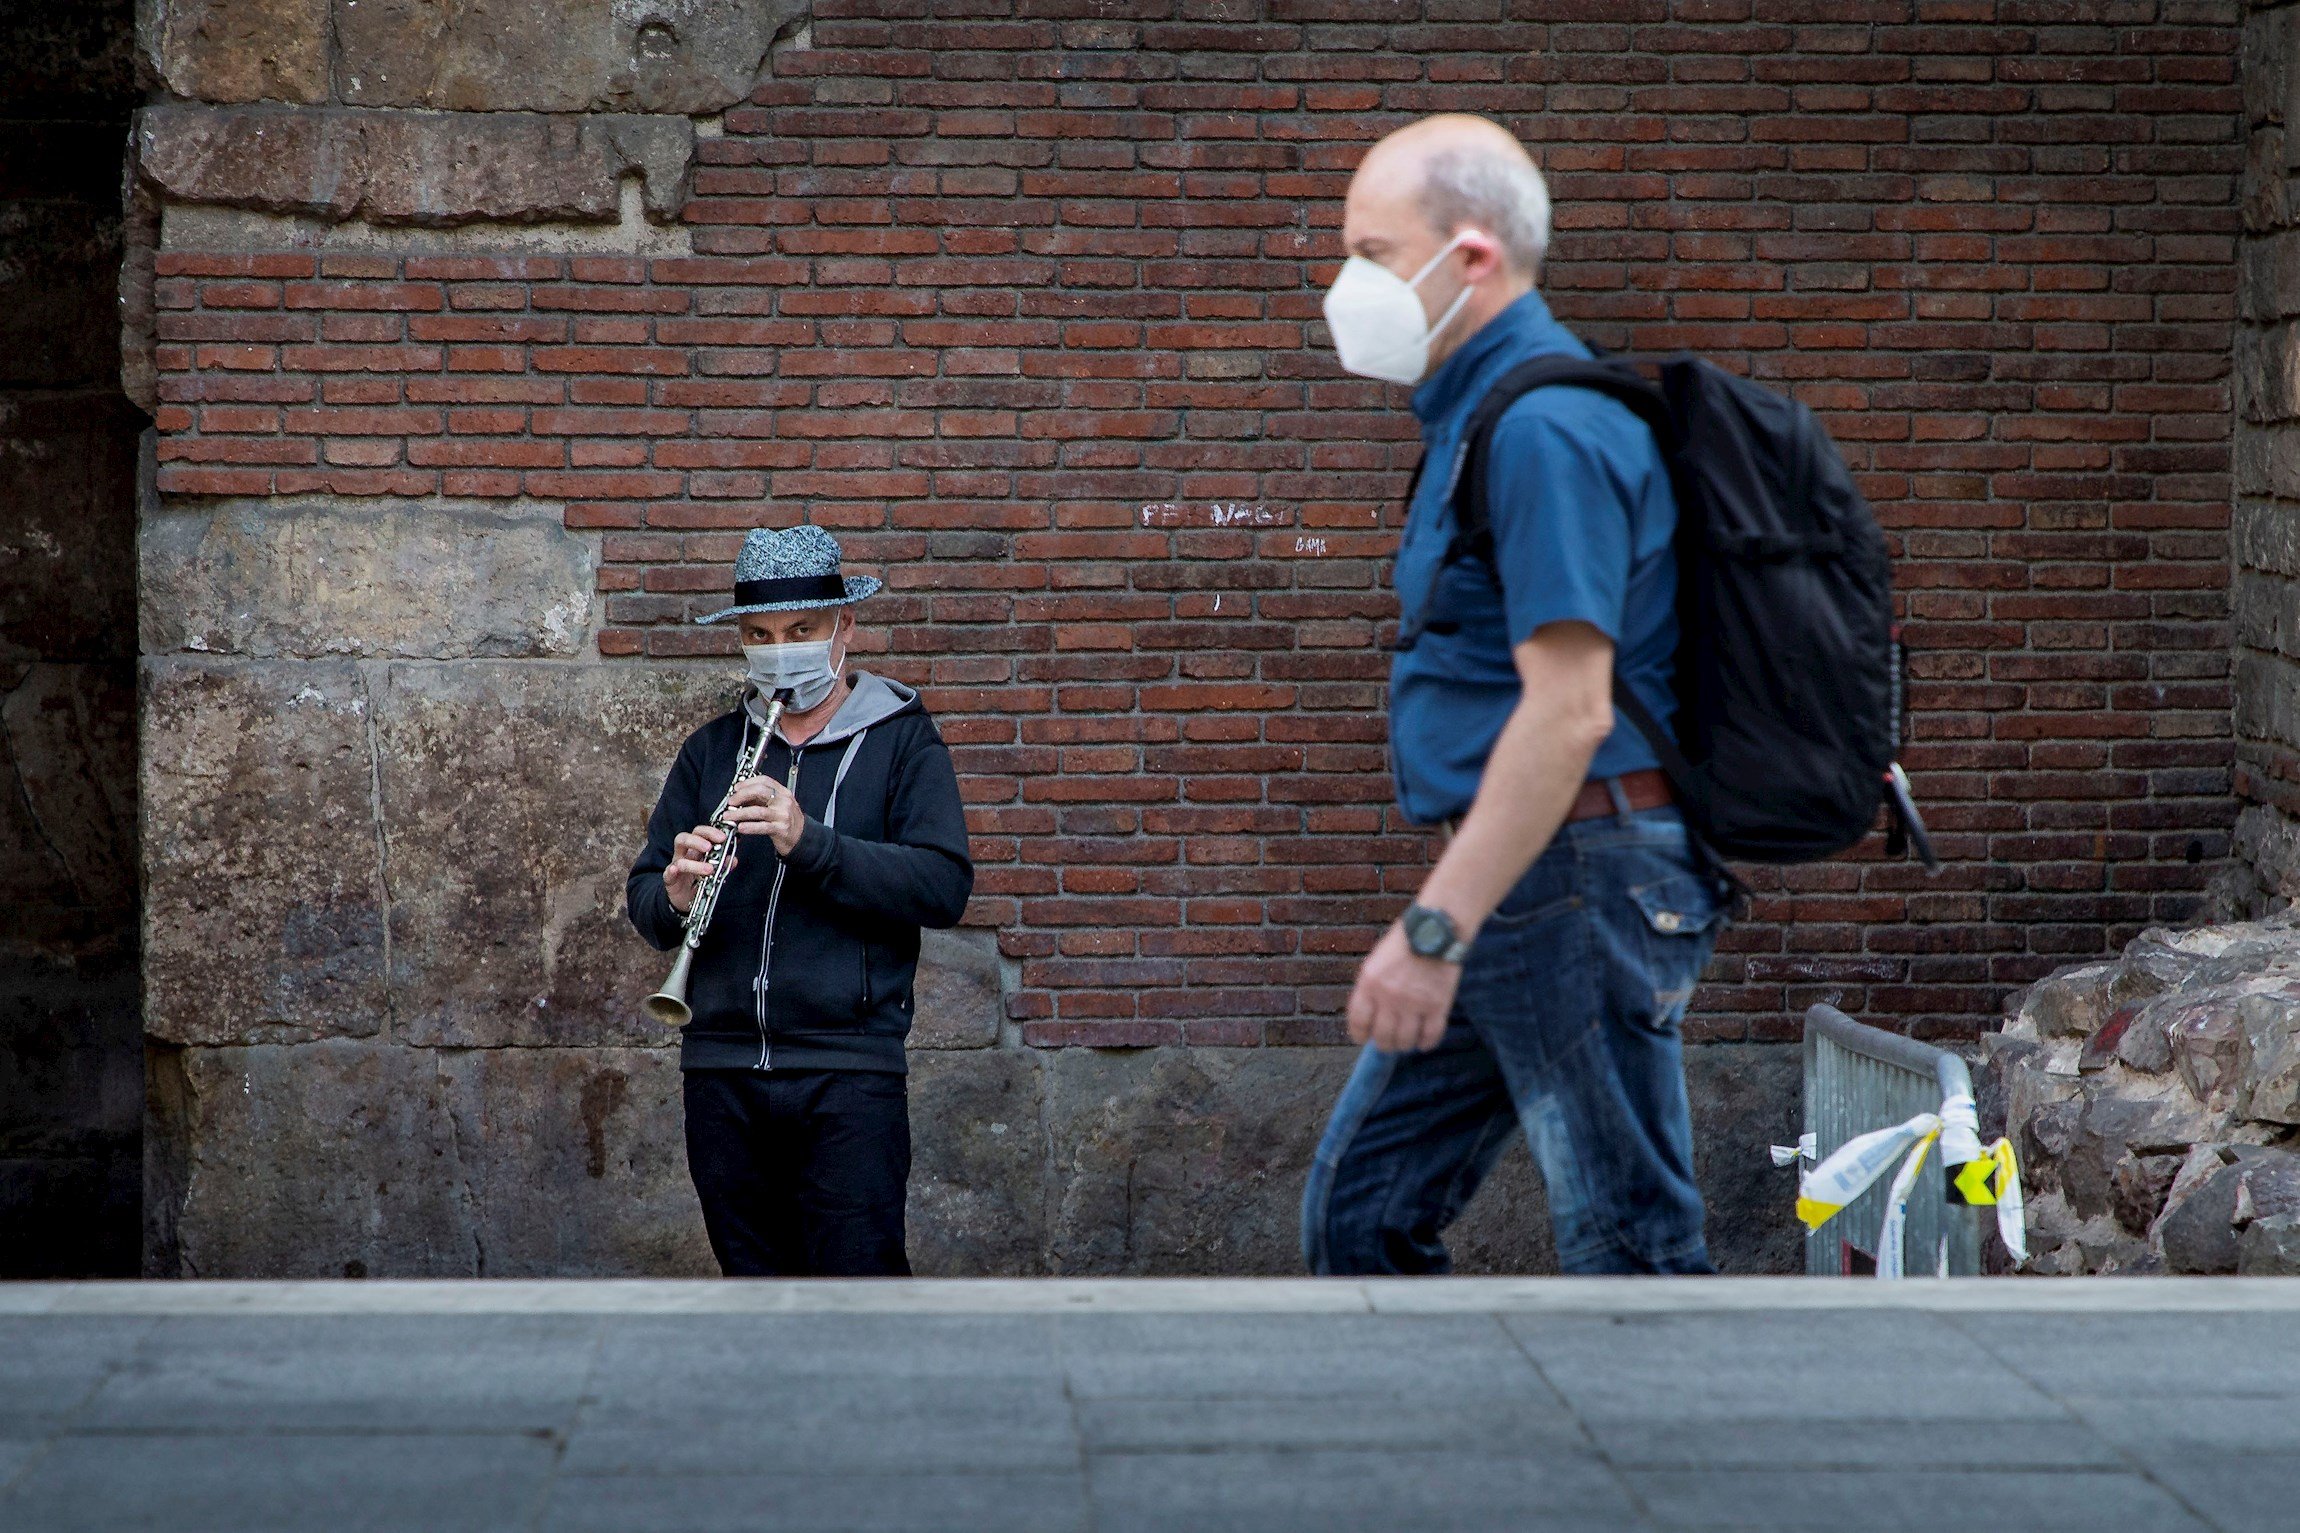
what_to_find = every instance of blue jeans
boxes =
[1302,806,1728,1276]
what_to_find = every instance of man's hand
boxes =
[664,825,729,915]
[1347,921,1464,1053]
[724,776,807,857]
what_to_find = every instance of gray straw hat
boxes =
[696,525,883,624]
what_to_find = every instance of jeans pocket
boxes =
[1623,873,1726,1031]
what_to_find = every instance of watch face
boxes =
[1404,906,1449,957]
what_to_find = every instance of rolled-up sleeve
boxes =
[1483,398,1646,646]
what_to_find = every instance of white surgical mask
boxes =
[1321,232,1476,386]
[744,634,844,713]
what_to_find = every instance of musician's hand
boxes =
[724,777,807,857]
[664,825,729,914]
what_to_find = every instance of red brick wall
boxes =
[151,1,2243,1047]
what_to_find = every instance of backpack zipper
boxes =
[752,744,804,1071]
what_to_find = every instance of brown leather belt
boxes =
[1445,768,1675,836]
[1565,767,1675,823]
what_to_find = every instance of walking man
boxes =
[1301,115,1730,1275]
[628,525,974,1276]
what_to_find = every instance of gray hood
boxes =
[744,670,917,746]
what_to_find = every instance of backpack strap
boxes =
[1427,356,1684,768]
[1452,355,1673,571]
[1396,355,1670,652]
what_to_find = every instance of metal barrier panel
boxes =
[1801,1004,1985,1277]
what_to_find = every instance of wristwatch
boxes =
[1401,904,1472,964]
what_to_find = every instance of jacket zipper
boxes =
[753,744,804,1071]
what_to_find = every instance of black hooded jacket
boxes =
[627,672,974,1074]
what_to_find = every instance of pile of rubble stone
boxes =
[1983,911,2300,1275]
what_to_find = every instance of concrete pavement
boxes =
[3,1277,2295,1532]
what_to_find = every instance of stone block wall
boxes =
[2233,0,2300,907]
[0,2,145,1277]
[126,0,2251,1277]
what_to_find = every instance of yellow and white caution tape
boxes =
[1794,1111,1939,1233]
[1791,1089,2027,1275]
[1947,1135,2026,1264]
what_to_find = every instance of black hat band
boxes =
[732,573,850,606]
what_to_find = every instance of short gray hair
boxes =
[1416,146,1551,275]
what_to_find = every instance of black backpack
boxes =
[1402,352,1935,869]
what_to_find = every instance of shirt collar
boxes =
[1409,288,1575,427]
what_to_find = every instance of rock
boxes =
[2061,1088,2219,1222]
[2023,963,2119,1038]
[2114,1005,2176,1075]
[2238,1211,2300,1275]
[143,0,329,104]
[2159,1159,2247,1274]
[0,394,142,663]
[907,1048,1047,1276]
[1042,1045,1358,1276]
[142,500,600,661]
[2023,1098,2083,1194]
[146,1040,473,1278]
[2156,1147,2300,1275]
[134,104,697,226]
[0,663,138,954]
[142,660,389,1046]
[431,1045,711,1276]
[369,661,729,1049]
[2113,936,2209,1005]
[335,0,807,115]
[910,929,1003,1051]
[2110,1151,2184,1237]
[2079,1004,2143,1073]
[2236,991,2300,1123]
[2169,1006,2248,1105]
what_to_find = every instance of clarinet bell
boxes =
[645,945,696,1028]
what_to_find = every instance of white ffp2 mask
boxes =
[1321,233,1476,386]
[744,637,843,713]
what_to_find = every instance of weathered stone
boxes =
[0,395,141,663]
[2236,991,2300,1123]
[907,1046,1046,1276]
[2238,1210,2300,1274]
[146,1040,472,1278]
[0,663,138,959]
[2113,936,2211,1005]
[2061,1086,2219,1222]
[2078,1004,2141,1073]
[2109,1151,2183,1237]
[431,1045,712,1276]
[142,659,388,1046]
[2243,2,2293,134]
[0,205,128,399]
[142,500,600,660]
[2159,1158,2248,1274]
[2022,1098,2082,1196]
[1041,1045,1356,1276]
[2021,962,2118,1038]
[2232,802,2300,904]
[336,0,808,115]
[2238,325,2300,429]
[2115,1003,2175,1074]
[2170,1006,2248,1105]
[135,104,697,226]
[910,928,1003,1051]
[2157,1147,2300,1276]
[142,0,329,104]
[369,661,728,1049]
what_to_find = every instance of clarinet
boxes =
[643,689,791,1026]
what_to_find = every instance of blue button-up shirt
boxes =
[1388,290,1681,825]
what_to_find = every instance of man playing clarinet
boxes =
[628,525,974,1277]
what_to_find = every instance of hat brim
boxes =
[696,573,882,624]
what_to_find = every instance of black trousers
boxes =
[682,1068,912,1277]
